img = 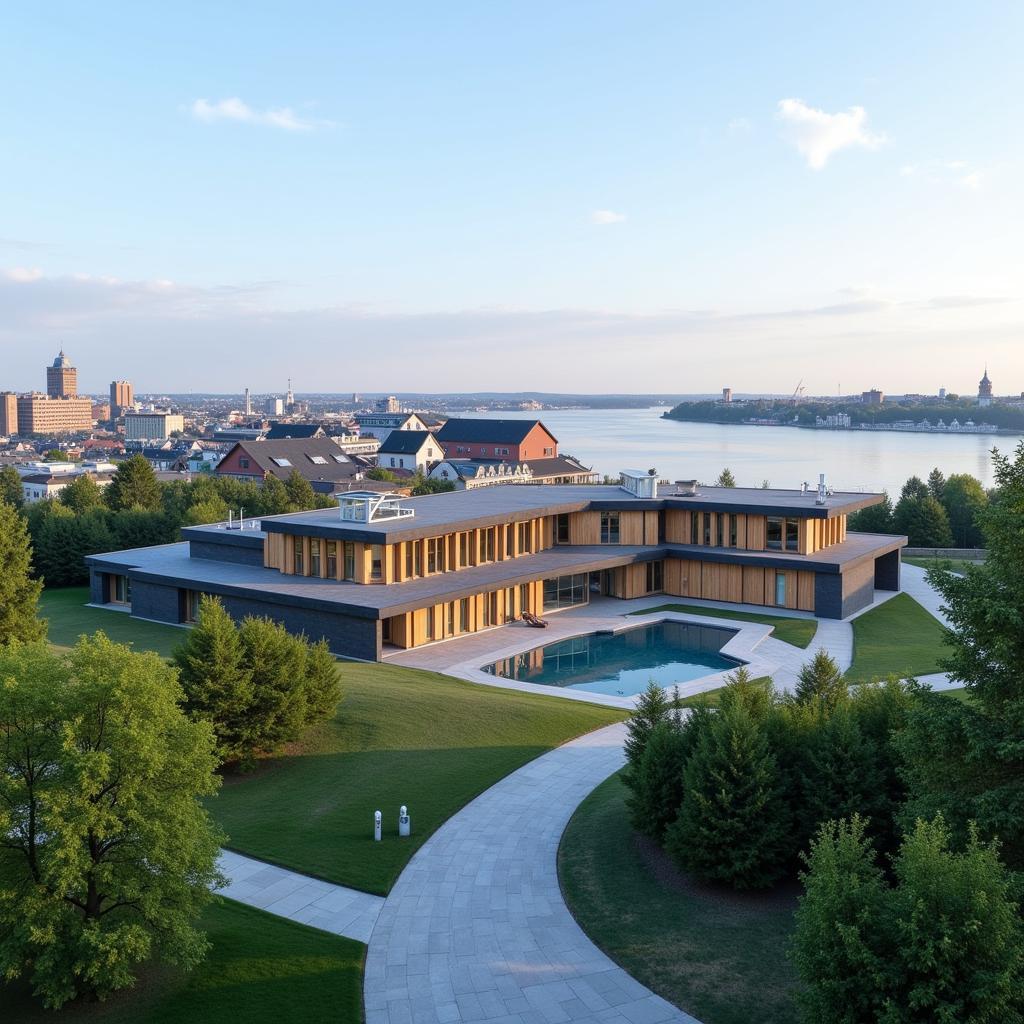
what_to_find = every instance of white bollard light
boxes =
[398,804,411,838]
[374,810,382,842]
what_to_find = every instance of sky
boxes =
[2,1,1022,396]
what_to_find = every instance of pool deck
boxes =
[382,592,889,708]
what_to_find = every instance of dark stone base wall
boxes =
[874,549,901,591]
[89,570,106,605]
[814,561,877,620]
[130,581,184,624]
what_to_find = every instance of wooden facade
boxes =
[663,558,815,611]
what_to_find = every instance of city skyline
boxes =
[2,2,1022,391]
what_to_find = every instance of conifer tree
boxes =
[0,464,24,508]
[665,699,789,888]
[174,596,254,762]
[303,638,342,721]
[0,498,46,645]
[623,681,672,785]
[284,469,317,511]
[714,467,737,487]
[793,650,847,709]
[58,472,104,513]
[105,454,162,511]
[926,466,946,499]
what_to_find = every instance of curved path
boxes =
[363,721,699,1024]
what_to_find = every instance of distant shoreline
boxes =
[660,412,1023,437]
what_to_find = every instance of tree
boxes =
[410,472,455,495]
[899,475,929,502]
[181,497,230,526]
[304,638,342,721]
[847,491,894,533]
[665,698,789,888]
[892,491,953,547]
[108,508,175,550]
[940,472,987,548]
[926,467,946,499]
[623,681,673,785]
[366,467,400,483]
[0,635,222,1008]
[173,596,255,762]
[284,469,316,511]
[898,443,1024,867]
[793,650,847,709]
[33,508,114,587]
[0,499,46,644]
[256,474,291,515]
[58,472,105,513]
[44,448,70,461]
[791,816,894,1024]
[0,464,24,509]
[105,454,161,511]
[714,467,737,487]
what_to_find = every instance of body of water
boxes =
[464,407,1022,493]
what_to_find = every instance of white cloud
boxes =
[591,210,627,225]
[900,159,985,190]
[776,98,884,170]
[190,97,326,132]
[6,267,43,282]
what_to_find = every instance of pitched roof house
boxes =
[434,419,558,461]
[216,438,377,493]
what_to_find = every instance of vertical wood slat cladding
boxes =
[619,511,644,545]
[743,566,765,605]
[797,571,815,610]
[746,515,766,550]
[644,511,660,544]
[569,511,601,545]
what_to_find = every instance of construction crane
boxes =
[791,379,805,402]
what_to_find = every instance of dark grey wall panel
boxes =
[874,549,901,591]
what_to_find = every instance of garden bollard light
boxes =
[374,810,382,842]
[399,804,411,837]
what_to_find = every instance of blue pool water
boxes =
[482,620,739,696]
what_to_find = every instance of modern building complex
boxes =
[46,350,77,398]
[110,380,134,418]
[124,411,185,441]
[87,473,905,662]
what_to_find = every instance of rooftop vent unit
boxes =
[619,468,659,499]
[815,473,830,506]
[674,479,699,496]
[336,490,415,523]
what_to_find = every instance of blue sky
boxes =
[2,2,1022,395]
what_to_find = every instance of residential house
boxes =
[434,419,558,462]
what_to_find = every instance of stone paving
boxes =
[363,722,699,1024]
[217,849,385,944]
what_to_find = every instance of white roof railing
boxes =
[336,490,416,523]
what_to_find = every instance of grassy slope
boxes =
[628,603,817,649]
[0,900,363,1024]
[41,588,624,895]
[902,556,983,573]
[846,592,948,683]
[559,773,798,1024]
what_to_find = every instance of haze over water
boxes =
[465,407,1023,494]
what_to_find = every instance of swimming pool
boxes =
[482,620,740,696]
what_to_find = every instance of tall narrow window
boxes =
[766,517,784,550]
[309,538,321,577]
[729,515,738,548]
[519,583,530,615]
[405,542,414,578]
[646,561,664,593]
[690,512,700,545]
[505,587,516,622]
[426,606,435,639]
[556,513,570,544]
[459,532,469,567]
[293,536,304,575]
[343,542,355,580]
[326,541,337,578]
[775,571,787,606]
[600,512,620,544]
[518,521,530,554]
[505,525,515,557]
[370,544,383,581]
[785,519,799,552]
[717,515,727,548]
[446,602,455,636]
[458,597,469,632]
[703,513,713,546]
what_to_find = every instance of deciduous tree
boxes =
[104,454,161,511]
[58,473,105,514]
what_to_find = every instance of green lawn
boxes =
[559,773,799,1024]
[41,587,184,658]
[903,556,984,574]
[846,592,948,684]
[0,899,363,1024]
[628,603,817,649]
[41,587,624,895]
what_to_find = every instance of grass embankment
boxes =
[559,773,798,1024]
[0,900,363,1024]
[41,588,625,895]
[903,556,983,574]
[628,603,817,649]
[846,592,948,684]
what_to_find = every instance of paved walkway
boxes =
[217,849,385,944]
[364,722,699,1024]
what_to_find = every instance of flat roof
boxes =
[243,482,882,544]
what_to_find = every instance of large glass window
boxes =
[646,561,664,593]
[370,544,383,580]
[427,537,440,574]
[543,573,589,612]
[343,542,355,580]
[786,519,799,552]
[766,517,784,550]
[717,515,727,548]
[519,583,530,615]
[111,574,131,605]
[309,538,321,577]
[506,525,515,557]
[556,513,570,544]
[426,606,435,639]
[293,536,304,574]
[184,590,202,623]
[505,587,516,622]
[600,512,620,544]
[326,541,337,578]
[458,597,469,632]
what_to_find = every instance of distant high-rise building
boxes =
[244,387,252,417]
[978,367,993,407]
[286,378,295,411]
[861,389,884,405]
[264,396,284,416]
[0,391,18,435]
[376,395,401,413]
[124,411,185,441]
[938,387,947,400]
[46,349,77,398]
[722,387,732,403]
[17,393,93,434]
[110,380,134,418]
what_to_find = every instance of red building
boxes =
[434,419,558,462]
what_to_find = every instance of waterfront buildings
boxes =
[87,473,905,661]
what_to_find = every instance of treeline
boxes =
[848,467,990,547]
[621,441,1024,1021]
[0,455,334,587]
[664,397,1024,430]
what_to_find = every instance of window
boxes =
[309,455,328,465]
[481,593,492,628]
[600,512,620,544]
[446,602,456,636]
[343,541,355,580]
[239,457,250,469]
[646,561,664,593]
[111,574,131,605]
[505,588,516,622]
[543,573,588,612]
[543,446,554,456]
[293,536,304,574]
[426,606,435,639]
[370,544,383,580]
[717,514,727,548]
[271,457,292,467]
[481,527,496,562]
[333,454,349,463]
[326,541,337,578]
[556,513,570,544]
[506,525,515,557]
[519,583,530,614]
[427,537,444,574]
[184,590,202,623]
[310,538,321,577]
[766,517,784,550]
[458,598,469,632]
[729,514,738,547]
[786,519,799,552]
[390,457,396,467]
[517,521,530,553]
[497,447,509,456]
[775,571,787,606]
[690,512,700,545]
